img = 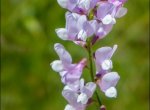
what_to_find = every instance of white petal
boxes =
[102,14,115,25]
[57,0,68,8]
[115,7,127,18]
[77,93,88,104]
[50,60,64,72]
[78,0,90,10]
[98,27,104,33]
[105,87,117,98]
[64,104,76,110]
[101,59,113,70]
[80,78,85,90]
[112,18,116,24]
[64,85,73,91]
[55,28,68,40]
[77,29,87,41]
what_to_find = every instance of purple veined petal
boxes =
[65,12,83,40]
[90,0,99,9]
[108,0,115,2]
[65,12,79,30]
[96,23,113,40]
[81,82,96,98]
[60,69,73,78]
[65,64,83,83]
[101,14,116,25]
[65,12,80,25]
[65,73,81,85]
[111,0,127,4]
[55,28,68,40]
[89,20,98,34]
[67,0,79,11]
[77,15,87,30]
[64,79,81,92]
[119,0,127,3]
[62,89,79,106]
[57,0,68,8]
[74,41,87,47]
[79,78,85,91]
[77,29,88,41]
[62,89,86,109]
[98,72,120,92]
[97,3,115,20]
[78,0,91,11]
[95,44,117,64]
[95,45,117,72]
[115,7,127,18]
[54,43,72,65]
[83,21,95,37]
[65,12,92,42]
[64,58,87,83]
[105,87,117,98]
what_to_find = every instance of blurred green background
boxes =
[1,0,149,110]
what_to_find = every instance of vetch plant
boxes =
[51,0,127,109]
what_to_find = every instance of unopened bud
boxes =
[100,105,106,110]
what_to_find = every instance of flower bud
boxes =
[100,105,106,110]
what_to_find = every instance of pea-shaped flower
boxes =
[57,0,98,14]
[97,1,127,25]
[95,45,120,98]
[62,79,96,110]
[51,43,87,84]
[56,12,95,45]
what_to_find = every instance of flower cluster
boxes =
[56,0,127,46]
[51,0,127,109]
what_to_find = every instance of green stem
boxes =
[87,40,102,106]
[87,42,94,81]
[96,90,102,106]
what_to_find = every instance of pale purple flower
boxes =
[56,12,95,44]
[108,0,127,4]
[95,45,118,73]
[57,0,99,14]
[51,43,87,84]
[95,45,120,98]
[91,20,113,44]
[96,1,127,25]
[97,72,120,98]
[62,79,96,110]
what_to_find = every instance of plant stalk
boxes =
[87,41,102,106]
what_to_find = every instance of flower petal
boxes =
[105,87,117,98]
[78,0,90,10]
[54,43,72,65]
[57,0,68,8]
[64,104,76,110]
[97,3,114,20]
[55,28,68,40]
[102,14,114,25]
[77,93,88,104]
[99,72,120,92]
[115,7,127,18]
[82,82,96,98]
[95,45,117,72]
[50,60,64,72]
